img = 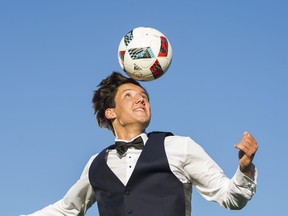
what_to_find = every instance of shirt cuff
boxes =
[233,166,258,195]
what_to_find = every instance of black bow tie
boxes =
[115,136,144,156]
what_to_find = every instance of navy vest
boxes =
[89,132,185,216]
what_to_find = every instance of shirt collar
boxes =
[115,132,148,145]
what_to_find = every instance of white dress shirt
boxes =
[22,133,257,216]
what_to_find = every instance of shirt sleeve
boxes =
[21,155,97,216]
[182,136,257,209]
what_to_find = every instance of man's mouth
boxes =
[134,107,145,112]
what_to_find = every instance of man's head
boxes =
[92,72,150,136]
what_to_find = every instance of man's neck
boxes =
[114,127,145,141]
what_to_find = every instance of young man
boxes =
[22,72,258,216]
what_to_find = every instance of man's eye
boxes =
[142,94,148,100]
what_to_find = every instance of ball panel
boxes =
[124,30,134,46]
[119,50,125,65]
[128,47,155,59]
[150,59,164,79]
[158,36,169,57]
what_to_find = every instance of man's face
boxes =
[108,83,151,132]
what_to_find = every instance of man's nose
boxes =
[136,95,145,104]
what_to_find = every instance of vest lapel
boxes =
[95,146,125,188]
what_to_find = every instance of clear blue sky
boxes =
[1,1,287,215]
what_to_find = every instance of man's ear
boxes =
[105,108,116,120]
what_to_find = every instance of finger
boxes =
[235,138,257,156]
[234,142,249,154]
[245,135,258,152]
[241,132,258,149]
[242,131,249,139]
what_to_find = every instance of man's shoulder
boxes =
[147,131,193,142]
[147,131,174,137]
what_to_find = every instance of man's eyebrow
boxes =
[121,89,134,94]
[121,89,148,97]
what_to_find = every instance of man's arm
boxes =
[183,135,257,209]
[21,155,97,216]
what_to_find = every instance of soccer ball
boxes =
[118,27,172,81]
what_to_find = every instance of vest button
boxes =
[125,190,130,195]
[127,209,133,214]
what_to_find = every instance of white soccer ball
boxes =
[118,27,172,81]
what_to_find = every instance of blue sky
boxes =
[1,1,287,215]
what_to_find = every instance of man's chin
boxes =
[140,119,150,130]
